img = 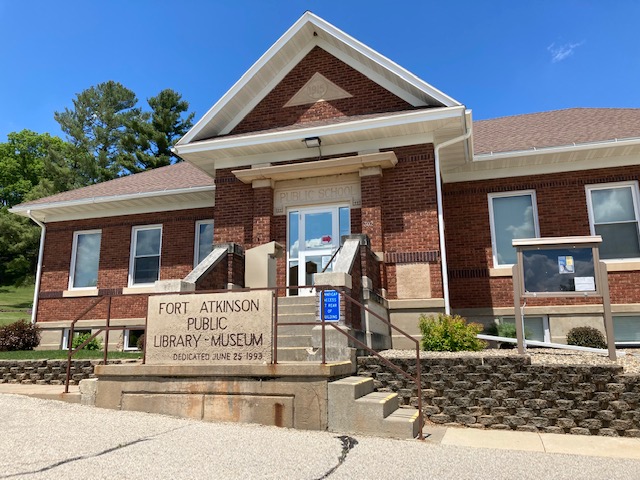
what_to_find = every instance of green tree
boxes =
[0,130,64,208]
[0,208,40,285]
[121,89,194,173]
[54,81,141,183]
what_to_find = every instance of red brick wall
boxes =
[213,169,255,246]
[444,165,640,308]
[37,207,213,322]
[231,46,413,135]
[381,144,442,299]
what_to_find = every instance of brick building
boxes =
[10,13,640,350]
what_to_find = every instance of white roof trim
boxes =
[177,11,460,146]
[175,106,464,155]
[475,136,640,161]
[10,185,215,214]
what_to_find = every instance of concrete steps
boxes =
[328,376,420,439]
[275,296,316,362]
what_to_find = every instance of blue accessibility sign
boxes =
[321,290,340,322]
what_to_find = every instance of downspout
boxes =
[434,109,472,315]
[27,210,45,325]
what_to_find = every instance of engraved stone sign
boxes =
[146,290,273,365]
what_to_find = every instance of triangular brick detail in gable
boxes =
[230,46,413,135]
[283,72,353,107]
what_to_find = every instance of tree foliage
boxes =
[0,81,195,286]
[121,89,194,173]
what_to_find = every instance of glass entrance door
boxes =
[287,205,350,295]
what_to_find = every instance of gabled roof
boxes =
[10,162,215,223]
[177,11,460,146]
[474,108,640,155]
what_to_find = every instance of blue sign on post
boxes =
[322,290,340,322]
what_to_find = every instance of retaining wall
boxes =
[0,360,136,385]
[357,356,640,437]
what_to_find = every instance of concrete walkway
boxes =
[2,383,640,461]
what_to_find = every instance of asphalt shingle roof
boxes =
[473,108,640,155]
[16,161,214,207]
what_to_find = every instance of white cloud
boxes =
[547,41,585,63]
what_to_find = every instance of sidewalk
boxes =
[2,383,639,461]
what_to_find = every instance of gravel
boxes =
[378,348,640,374]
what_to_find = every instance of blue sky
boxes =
[1,1,639,142]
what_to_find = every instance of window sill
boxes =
[62,289,99,298]
[603,260,640,272]
[489,267,513,277]
[122,286,156,294]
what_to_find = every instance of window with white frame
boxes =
[500,316,550,343]
[62,328,91,350]
[586,182,640,260]
[69,230,101,289]
[124,329,145,351]
[613,315,640,345]
[194,220,214,266]
[488,191,540,267]
[129,225,162,286]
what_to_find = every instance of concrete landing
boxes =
[0,383,80,403]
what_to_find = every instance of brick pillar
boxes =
[359,167,383,253]
[252,179,274,247]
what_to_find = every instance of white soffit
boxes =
[177,12,460,146]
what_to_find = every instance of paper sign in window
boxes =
[574,276,595,291]
[558,256,574,274]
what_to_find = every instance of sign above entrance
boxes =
[146,291,273,365]
[274,175,361,215]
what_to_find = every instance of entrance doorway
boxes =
[287,205,350,295]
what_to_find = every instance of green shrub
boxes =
[72,332,102,351]
[0,320,41,351]
[419,314,487,352]
[136,334,145,351]
[566,326,607,349]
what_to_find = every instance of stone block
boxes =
[542,426,564,434]
[529,417,550,428]
[570,427,591,435]
[556,418,576,429]
[610,401,631,412]
[555,400,574,410]
[430,414,451,424]
[610,419,633,430]
[456,414,476,425]
[568,409,589,421]
[541,408,560,419]
[477,415,496,426]
[624,429,640,438]
[598,428,619,437]
[516,425,538,433]
[579,419,602,430]
[596,410,617,422]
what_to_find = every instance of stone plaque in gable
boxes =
[146,290,273,365]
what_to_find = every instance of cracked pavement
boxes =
[2,395,640,479]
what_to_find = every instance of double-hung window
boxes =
[129,225,162,286]
[69,230,101,289]
[488,191,540,267]
[586,182,640,260]
[194,220,214,266]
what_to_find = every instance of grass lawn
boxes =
[0,350,142,360]
[0,284,34,326]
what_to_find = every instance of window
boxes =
[488,191,539,266]
[613,316,640,345]
[69,230,101,289]
[62,329,91,350]
[129,225,162,286]
[586,182,640,260]
[194,220,214,266]
[124,329,145,351]
[500,316,550,343]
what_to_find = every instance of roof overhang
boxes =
[176,12,460,147]
[443,137,640,183]
[9,186,216,223]
[175,106,466,172]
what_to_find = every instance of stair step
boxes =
[275,346,316,362]
[276,324,315,336]
[277,313,317,324]
[327,376,419,439]
[356,391,399,418]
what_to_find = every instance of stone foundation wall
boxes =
[0,360,135,385]
[357,356,640,437]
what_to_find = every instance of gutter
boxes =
[27,210,45,325]
[434,110,472,315]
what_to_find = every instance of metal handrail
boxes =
[321,245,342,273]
[62,284,425,440]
